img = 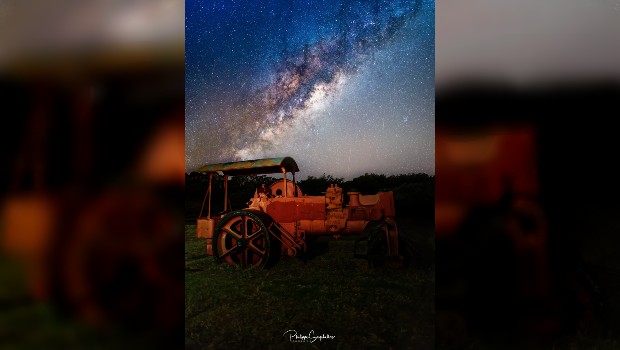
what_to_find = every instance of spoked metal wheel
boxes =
[213,210,275,269]
[51,187,184,335]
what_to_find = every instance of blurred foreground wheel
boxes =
[50,186,184,340]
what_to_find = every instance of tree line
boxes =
[185,172,434,220]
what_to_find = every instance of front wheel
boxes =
[365,220,414,269]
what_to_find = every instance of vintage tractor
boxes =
[194,157,412,268]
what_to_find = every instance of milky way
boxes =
[186,0,434,179]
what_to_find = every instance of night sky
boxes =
[185,0,434,179]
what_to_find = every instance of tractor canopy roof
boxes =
[195,157,299,176]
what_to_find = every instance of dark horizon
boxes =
[185,169,435,182]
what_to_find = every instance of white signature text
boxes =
[283,329,336,343]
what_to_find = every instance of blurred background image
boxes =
[436,1,620,349]
[5,1,620,349]
[0,1,184,348]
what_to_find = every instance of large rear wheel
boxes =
[213,210,276,269]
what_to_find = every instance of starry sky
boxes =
[185,0,434,179]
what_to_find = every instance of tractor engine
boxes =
[246,183,398,258]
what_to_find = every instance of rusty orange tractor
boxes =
[194,157,412,268]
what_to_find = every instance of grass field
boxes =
[185,218,435,349]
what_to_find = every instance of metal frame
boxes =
[196,157,300,218]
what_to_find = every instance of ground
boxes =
[184,218,435,350]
